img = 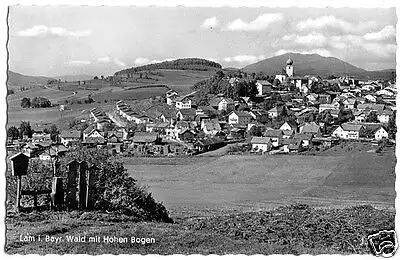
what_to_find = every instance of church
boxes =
[274,57,313,94]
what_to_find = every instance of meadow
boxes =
[124,151,396,218]
[7,69,213,129]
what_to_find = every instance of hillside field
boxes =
[124,150,395,218]
[6,69,212,128]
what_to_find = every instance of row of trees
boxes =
[193,70,258,106]
[7,121,59,141]
[21,97,52,108]
[116,58,222,76]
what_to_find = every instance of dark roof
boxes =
[229,111,252,118]
[264,129,283,137]
[341,123,363,132]
[300,122,320,134]
[251,136,271,144]
[177,108,196,116]
[83,137,106,144]
[60,130,81,139]
[131,132,158,143]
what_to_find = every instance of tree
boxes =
[20,97,31,108]
[273,79,281,87]
[57,147,173,222]
[31,97,51,108]
[366,111,379,123]
[387,113,396,139]
[7,126,19,140]
[19,121,33,138]
[44,124,59,142]
[94,76,99,80]
[359,127,375,138]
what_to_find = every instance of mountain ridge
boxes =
[242,52,395,80]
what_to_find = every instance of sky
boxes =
[7,6,397,77]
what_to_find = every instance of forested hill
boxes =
[115,58,222,76]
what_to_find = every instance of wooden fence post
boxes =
[66,160,79,209]
[51,177,64,210]
[16,175,22,212]
[78,161,87,209]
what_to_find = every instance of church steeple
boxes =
[286,57,294,77]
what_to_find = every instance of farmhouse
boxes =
[176,108,196,121]
[376,110,393,124]
[250,136,272,153]
[175,96,192,109]
[279,121,298,132]
[374,126,389,140]
[228,111,252,126]
[255,80,272,96]
[299,122,321,136]
[209,96,235,111]
[60,130,81,146]
[201,118,221,136]
[263,129,283,147]
[331,123,364,140]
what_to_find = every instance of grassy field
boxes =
[5,147,396,255]
[5,204,395,255]
[7,69,211,128]
[124,150,396,218]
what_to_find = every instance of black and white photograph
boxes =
[3,1,398,256]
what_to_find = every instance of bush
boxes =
[31,97,52,108]
[20,97,31,108]
[59,147,172,222]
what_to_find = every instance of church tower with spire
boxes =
[286,57,294,77]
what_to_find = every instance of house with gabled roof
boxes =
[60,130,81,146]
[331,123,364,140]
[177,108,197,122]
[175,95,192,109]
[250,136,272,153]
[263,128,283,147]
[374,126,389,140]
[299,122,321,136]
[255,80,272,96]
[201,118,221,136]
[279,121,298,133]
[228,111,252,126]
[376,109,393,124]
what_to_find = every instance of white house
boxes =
[364,94,377,103]
[256,80,272,96]
[166,90,179,105]
[374,127,389,140]
[275,74,286,84]
[175,96,192,109]
[217,98,235,111]
[331,123,364,140]
[377,110,393,124]
[251,136,272,153]
[228,111,252,125]
[279,121,297,132]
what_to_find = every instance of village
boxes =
[6,58,396,161]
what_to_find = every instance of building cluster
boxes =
[7,58,396,159]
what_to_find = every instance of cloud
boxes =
[134,57,150,65]
[97,56,111,63]
[330,35,395,58]
[274,49,332,57]
[66,60,92,66]
[224,55,265,64]
[201,17,219,29]
[282,32,328,47]
[113,58,126,67]
[224,13,283,31]
[363,25,396,41]
[296,16,377,33]
[17,25,91,37]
